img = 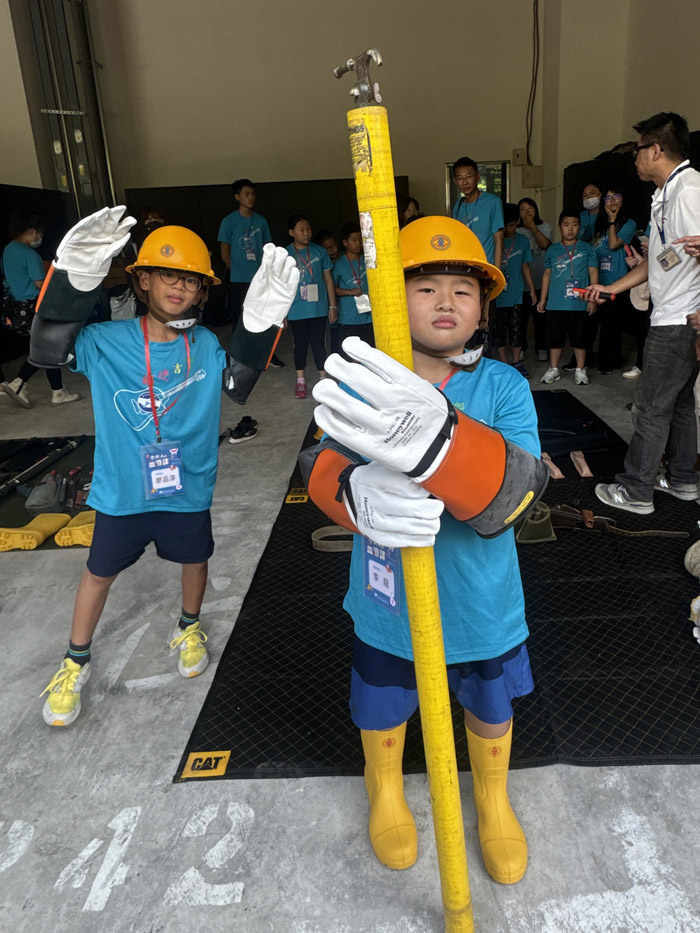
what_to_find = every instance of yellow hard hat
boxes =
[400,216,505,299]
[126,225,221,285]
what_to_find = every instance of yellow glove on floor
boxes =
[55,510,97,547]
[0,513,71,551]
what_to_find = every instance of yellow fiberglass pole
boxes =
[334,51,474,933]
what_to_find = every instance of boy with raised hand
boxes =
[34,208,298,727]
[537,210,598,386]
[307,217,548,884]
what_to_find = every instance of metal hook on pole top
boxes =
[333,48,383,106]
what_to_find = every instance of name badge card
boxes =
[362,538,401,616]
[657,246,681,272]
[141,440,185,500]
[354,294,372,314]
[303,283,319,302]
[565,279,580,299]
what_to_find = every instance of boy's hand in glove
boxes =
[313,337,454,480]
[54,206,136,291]
[345,460,444,548]
[243,244,300,332]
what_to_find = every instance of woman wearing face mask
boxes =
[579,183,602,243]
[591,185,637,374]
[1,210,81,408]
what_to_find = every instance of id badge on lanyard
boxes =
[362,538,401,616]
[142,441,184,499]
[139,317,190,501]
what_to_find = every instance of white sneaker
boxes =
[537,350,549,362]
[575,368,589,385]
[595,482,654,515]
[51,388,82,405]
[622,366,642,380]
[540,367,560,385]
[1,378,33,408]
[654,473,700,501]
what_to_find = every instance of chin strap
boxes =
[444,345,483,367]
[148,306,200,335]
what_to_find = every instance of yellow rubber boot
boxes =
[360,724,417,870]
[0,513,70,551]
[466,721,527,884]
[55,510,97,547]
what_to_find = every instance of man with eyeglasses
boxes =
[586,112,700,514]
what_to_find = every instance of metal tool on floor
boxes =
[335,50,473,933]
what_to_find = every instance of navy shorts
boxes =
[86,510,214,578]
[350,636,534,730]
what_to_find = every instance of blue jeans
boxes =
[617,323,698,500]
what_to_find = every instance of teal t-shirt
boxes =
[2,240,45,300]
[343,360,540,664]
[217,211,272,283]
[72,319,226,515]
[593,218,636,285]
[451,191,504,263]
[333,254,370,325]
[286,242,332,320]
[496,233,533,308]
[544,241,597,311]
[578,209,598,243]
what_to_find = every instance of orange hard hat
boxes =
[400,216,505,299]
[126,225,221,285]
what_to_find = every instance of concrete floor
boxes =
[1,329,699,933]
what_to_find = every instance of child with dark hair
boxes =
[538,209,598,385]
[286,214,336,398]
[332,222,374,354]
[493,204,536,375]
[1,210,81,407]
[315,229,341,263]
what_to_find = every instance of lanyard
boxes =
[654,163,690,245]
[141,316,191,443]
[458,191,480,228]
[563,243,578,277]
[347,257,364,289]
[438,369,458,392]
[293,246,315,281]
[502,237,517,267]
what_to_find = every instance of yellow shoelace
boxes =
[39,662,81,698]
[170,626,208,651]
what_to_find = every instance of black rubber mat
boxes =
[175,395,700,781]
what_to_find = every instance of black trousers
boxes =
[290,317,327,372]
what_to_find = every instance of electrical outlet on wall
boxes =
[512,148,527,166]
[522,165,543,187]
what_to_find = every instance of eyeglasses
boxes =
[155,268,203,292]
[633,142,658,157]
[604,194,622,202]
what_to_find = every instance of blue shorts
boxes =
[86,510,214,578]
[350,636,534,730]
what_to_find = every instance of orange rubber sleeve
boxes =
[420,411,506,521]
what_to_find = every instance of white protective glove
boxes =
[54,206,136,292]
[243,243,300,333]
[313,337,453,479]
[346,460,444,548]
